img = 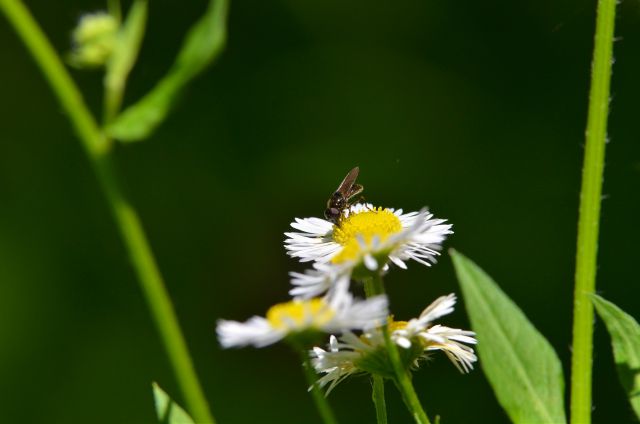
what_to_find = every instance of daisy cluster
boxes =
[216,176,477,393]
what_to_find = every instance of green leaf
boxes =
[108,0,228,141]
[152,382,195,424]
[105,0,148,97]
[450,250,567,424]
[592,294,640,419]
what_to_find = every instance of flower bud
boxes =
[69,12,118,68]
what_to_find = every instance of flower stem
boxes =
[365,274,431,424]
[570,0,617,422]
[298,348,339,424]
[371,376,388,424]
[363,280,389,424]
[0,1,215,423]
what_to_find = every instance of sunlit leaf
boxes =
[104,0,148,99]
[152,382,195,424]
[450,250,567,424]
[108,0,228,141]
[592,294,640,419]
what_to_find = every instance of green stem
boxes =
[0,0,107,154]
[103,78,125,125]
[371,376,388,424]
[95,158,214,424]
[366,275,431,424]
[298,348,339,424]
[363,280,388,424]
[0,2,215,423]
[570,0,617,422]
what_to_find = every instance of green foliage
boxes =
[104,0,147,102]
[108,0,228,141]
[152,382,195,424]
[450,250,567,424]
[592,294,640,419]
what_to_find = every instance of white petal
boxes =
[419,294,457,323]
[216,317,283,348]
[364,254,378,271]
[395,336,412,349]
[389,255,407,269]
[289,263,352,299]
[328,292,388,331]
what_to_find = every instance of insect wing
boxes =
[335,166,360,195]
[345,183,363,201]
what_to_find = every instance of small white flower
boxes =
[311,294,477,392]
[216,291,388,349]
[285,204,452,298]
[311,333,372,394]
[391,294,477,373]
[391,293,457,349]
[286,203,451,268]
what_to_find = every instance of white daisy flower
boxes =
[311,329,397,395]
[216,291,388,349]
[285,204,452,298]
[311,333,371,394]
[391,294,477,373]
[285,203,451,269]
[311,294,477,392]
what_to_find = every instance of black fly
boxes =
[324,167,364,223]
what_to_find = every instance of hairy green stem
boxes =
[366,274,431,424]
[570,0,617,422]
[298,348,339,424]
[0,1,215,422]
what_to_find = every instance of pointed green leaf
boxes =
[450,250,567,424]
[103,0,147,124]
[104,0,148,98]
[105,0,147,90]
[152,382,195,424]
[108,0,228,141]
[592,294,640,419]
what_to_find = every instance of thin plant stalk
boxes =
[366,274,431,424]
[103,76,126,125]
[570,0,617,422]
[370,376,388,424]
[0,1,215,423]
[298,348,339,424]
[363,280,388,424]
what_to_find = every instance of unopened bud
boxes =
[69,12,118,68]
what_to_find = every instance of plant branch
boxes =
[0,1,215,422]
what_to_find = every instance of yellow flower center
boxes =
[331,208,402,263]
[266,298,335,331]
[388,320,409,332]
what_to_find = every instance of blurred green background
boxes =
[1,0,639,422]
